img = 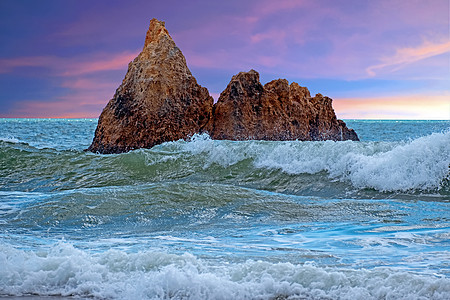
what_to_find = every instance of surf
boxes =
[1,131,449,194]
[1,242,449,299]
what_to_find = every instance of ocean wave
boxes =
[0,136,21,143]
[0,136,59,151]
[1,132,449,194]
[0,242,448,299]
[175,131,450,192]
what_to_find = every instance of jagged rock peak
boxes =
[87,19,213,154]
[144,18,170,46]
[205,70,359,142]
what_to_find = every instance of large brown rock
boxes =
[88,20,358,154]
[88,18,213,153]
[204,70,358,141]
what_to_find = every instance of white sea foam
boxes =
[179,131,450,192]
[0,136,20,143]
[0,243,449,299]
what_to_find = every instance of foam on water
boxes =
[176,131,450,192]
[1,120,449,299]
[0,136,20,143]
[1,127,449,194]
[1,242,449,300]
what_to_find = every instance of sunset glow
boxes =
[334,94,450,120]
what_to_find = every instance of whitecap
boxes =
[1,243,449,299]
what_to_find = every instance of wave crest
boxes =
[2,132,449,193]
[176,132,450,192]
[1,243,449,299]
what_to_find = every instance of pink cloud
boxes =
[366,40,450,77]
[60,78,118,90]
[250,29,287,46]
[3,75,117,118]
[60,51,138,76]
[0,51,139,117]
[255,55,283,68]
[0,51,138,76]
[0,56,57,74]
[0,51,138,117]
[176,0,449,81]
[3,78,114,117]
[253,0,309,18]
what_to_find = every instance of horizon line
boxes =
[0,117,448,121]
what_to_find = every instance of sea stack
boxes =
[88,18,213,154]
[205,70,358,141]
[88,20,358,154]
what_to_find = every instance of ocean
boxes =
[0,119,449,299]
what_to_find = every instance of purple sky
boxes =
[0,0,449,119]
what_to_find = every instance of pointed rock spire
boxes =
[88,19,213,154]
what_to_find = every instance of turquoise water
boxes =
[0,119,449,299]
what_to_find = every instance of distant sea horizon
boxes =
[1,117,448,120]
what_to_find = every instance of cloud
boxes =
[60,78,117,91]
[0,51,139,117]
[0,56,56,74]
[60,51,138,76]
[366,40,450,77]
[250,29,287,46]
[2,0,449,118]
[0,51,138,76]
[1,76,118,118]
[253,0,308,17]
[155,0,448,83]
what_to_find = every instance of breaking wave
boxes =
[1,131,449,193]
[177,131,450,192]
[1,242,448,299]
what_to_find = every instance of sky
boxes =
[0,0,449,119]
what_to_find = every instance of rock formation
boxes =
[88,18,213,154]
[204,70,359,141]
[88,19,358,154]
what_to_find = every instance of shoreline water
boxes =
[1,119,449,299]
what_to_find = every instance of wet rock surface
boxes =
[88,19,213,154]
[88,20,358,154]
[205,70,358,142]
